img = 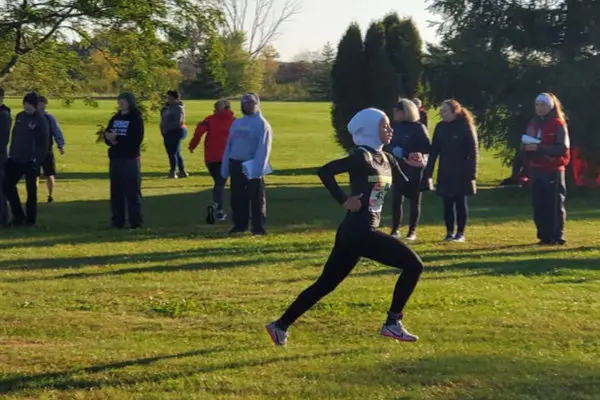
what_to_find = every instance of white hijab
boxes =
[347,108,386,151]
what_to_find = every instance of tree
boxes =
[0,0,221,105]
[220,0,301,57]
[364,22,397,117]
[260,45,281,97]
[181,33,228,99]
[331,24,366,152]
[308,42,336,101]
[221,32,264,96]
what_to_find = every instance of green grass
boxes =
[0,100,599,399]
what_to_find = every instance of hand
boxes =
[523,144,538,152]
[189,148,194,154]
[343,193,363,212]
[58,147,65,155]
[406,152,425,167]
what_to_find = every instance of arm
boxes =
[538,124,569,156]
[317,155,358,205]
[406,124,432,167]
[387,154,409,185]
[424,124,441,178]
[35,116,50,165]
[48,114,65,149]
[250,120,273,179]
[189,120,208,152]
[220,123,235,179]
[466,124,479,180]
[0,111,10,156]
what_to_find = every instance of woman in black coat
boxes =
[387,98,431,241]
[425,99,478,242]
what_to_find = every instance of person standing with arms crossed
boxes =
[189,99,236,224]
[0,88,11,226]
[37,96,65,203]
[266,108,424,346]
[221,93,272,236]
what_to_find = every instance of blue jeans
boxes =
[164,128,187,172]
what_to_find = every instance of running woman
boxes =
[266,108,424,346]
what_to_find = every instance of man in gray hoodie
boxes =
[3,92,49,226]
[0,88,11,226]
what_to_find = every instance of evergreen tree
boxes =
[384,15,423,99]
[309,42,336,101]
[364,22,397,117]
[331,24,366,152]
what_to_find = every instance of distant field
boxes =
[0,100,598,399]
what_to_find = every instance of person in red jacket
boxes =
[522,93,570,245]
[189,99,236,224]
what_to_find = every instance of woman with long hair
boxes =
[522,93,570,245]
[388,98,431,241]
[266,108,424,346]
[424,99,479,242]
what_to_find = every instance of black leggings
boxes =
[443,196,468,234]
[277,227,424,328]
[206,161,227,211]
[392,191,422,233]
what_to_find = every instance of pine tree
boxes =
[309,42,336,101]
[364,22,397,117]
[331,24,366,152]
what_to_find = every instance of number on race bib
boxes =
[368,182,390,213]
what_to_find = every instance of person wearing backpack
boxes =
[265,108,424,346]
[387,99,431,241]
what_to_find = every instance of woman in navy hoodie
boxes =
[104,92,144,229]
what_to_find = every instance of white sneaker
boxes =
[265,322,288,346]
[216,210,227,221]
[405,232,417,241]
[381,321,419,342]
[391,231,401,239]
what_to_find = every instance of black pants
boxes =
[230,160,266,232]
[0,160,8,226]
[531,170,566,242]
[443,196,468,234]
[110,158,143,228]
[278,226,424,328]
[206,161,227,211]
[3,159,39,224]
[163,131,186,173]
[392,190,422,234]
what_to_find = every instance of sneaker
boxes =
[252,229,267,236]
[47,196,54,204]
[216,210,227,221]
[556,239,567,246]
[265,322,288,346]
[380,320,419,342]
[179,170,189,178]
[206,205,215,225]
[405,232,417,241]
[453,233,466,243]
[390,230,400,239]
[444,233,454,241]
[168,171,178,179]
[228,227,247,235]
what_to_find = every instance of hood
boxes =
[214,108,234,119]
[240,93,260,115]
[347,108,387,151]
[117,92,138,110]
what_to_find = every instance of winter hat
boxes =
[23,92,39,108]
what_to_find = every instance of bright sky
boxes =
[272,0,440,61]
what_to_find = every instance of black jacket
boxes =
[0,104,11,163]
[8,110,50,165]
[425,118,479,197]
[105,109,144,159]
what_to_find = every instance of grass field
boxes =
[0,99,599,400]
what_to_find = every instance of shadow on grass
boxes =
[340,354,600,399]
[0,348,358,394]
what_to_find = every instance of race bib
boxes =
[368,182,391,212]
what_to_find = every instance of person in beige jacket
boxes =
[160,90,188,179]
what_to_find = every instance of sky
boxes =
[271,0,440,61]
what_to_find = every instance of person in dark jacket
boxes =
[522,93,570,245]
[37,96,66,203]
[221,93,272,236]
[0,87,11,226]
[104,92,144,229]
[412,98,428,128]
[189,99,236,224]
[160,90,188,179]
[387,99,431,241]
[3,92,50,226]
[425,99,479,242]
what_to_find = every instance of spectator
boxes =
[522,93,570,245]
[221,93,272,236]
[412,98,428,128]
[37,96,65,203]
[189,99,236,224]
[104,92,144,229]
[3,92,50,226]
[160,90,188,179]
[0,87,11,226]
[424,99,479,242]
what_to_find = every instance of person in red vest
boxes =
[522,93,570,245]
[189,99,236,224]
